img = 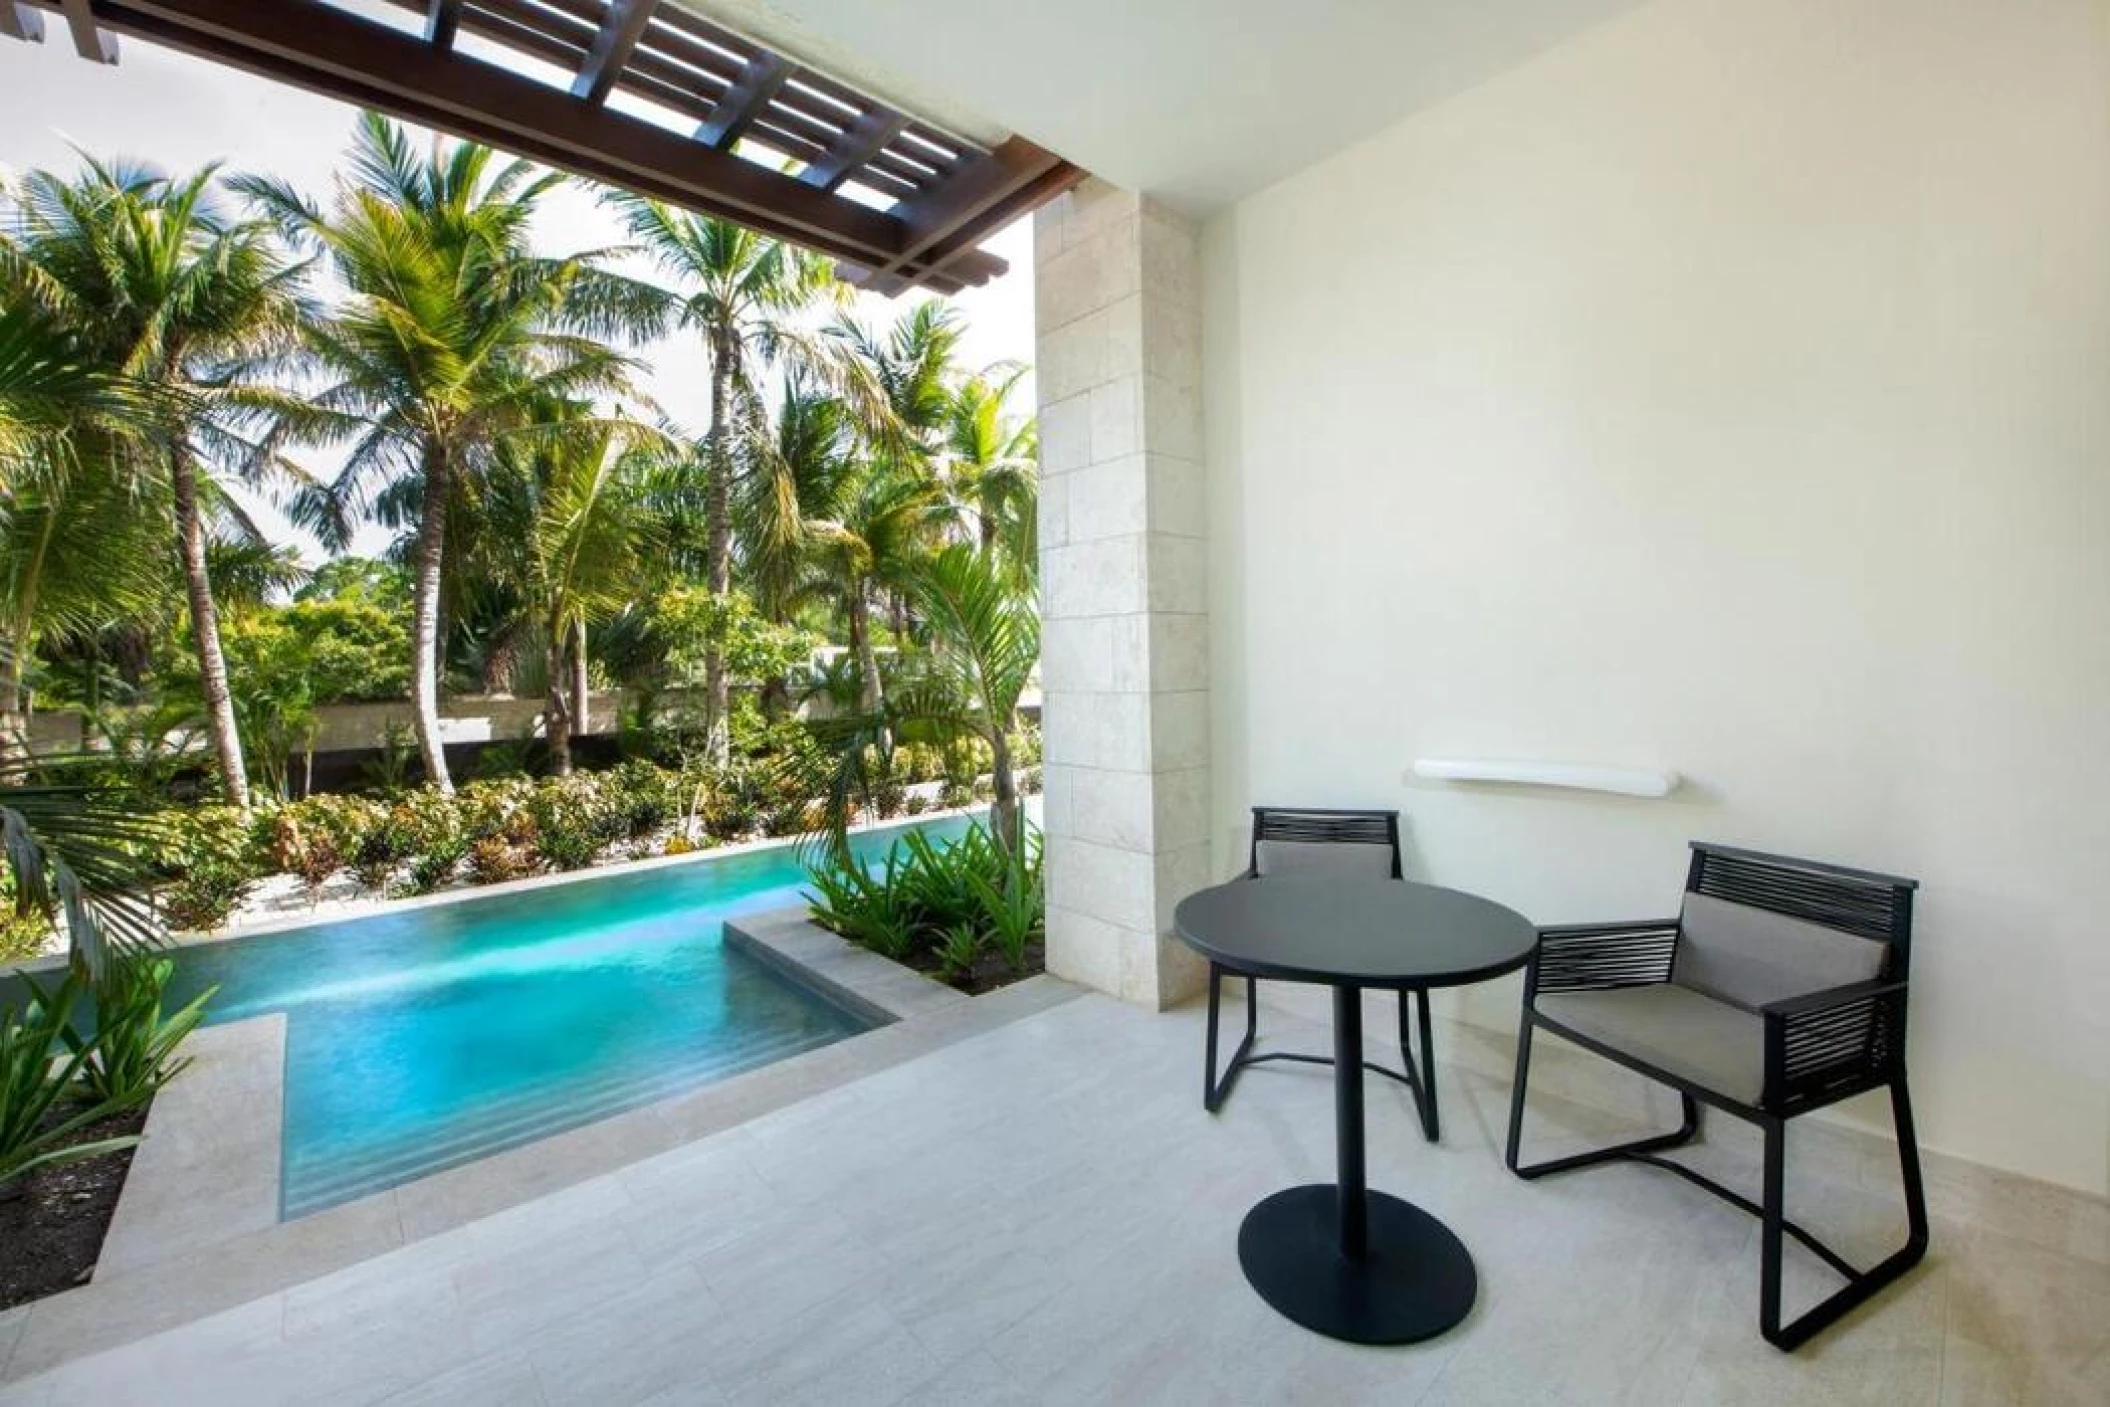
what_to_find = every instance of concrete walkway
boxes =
[0,992,2101,1405]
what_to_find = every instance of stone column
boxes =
[1033,180,1211,1009]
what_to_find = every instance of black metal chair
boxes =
[1505,841,1928,1351]
[1203,806,1445,1141]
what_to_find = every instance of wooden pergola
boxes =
[2,0,1083,295]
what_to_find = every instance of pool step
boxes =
[282,1024,842,1218]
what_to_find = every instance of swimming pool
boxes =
[161,815,973,1219]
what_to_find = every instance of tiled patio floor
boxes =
[1,987,2102,1405]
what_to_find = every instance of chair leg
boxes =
[1506,1015,1701,1179]
[1758,1079,1933,1351]
[1504,1013,1535,1173]
[1203,965,1258,1114]
[1396,987,1440,1142]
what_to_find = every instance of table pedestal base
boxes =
[1237,1185,1477,1344]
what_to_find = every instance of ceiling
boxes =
[676,0,1651,211]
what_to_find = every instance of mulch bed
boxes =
[0,1105,149,1312]
[900,942,1046,997]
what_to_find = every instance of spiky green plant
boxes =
[0,975,139,1190]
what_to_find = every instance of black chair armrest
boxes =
[1761,979,1910,1113]
[1529,919,1681,999]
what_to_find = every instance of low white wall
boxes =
[1202,0,2110,1193]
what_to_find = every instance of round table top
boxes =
[1173,877,1537,988]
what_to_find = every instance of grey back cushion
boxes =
[1254,838,1394,880]
[1673,893,1888,1011]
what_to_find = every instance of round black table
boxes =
[1173,877,1536,1345]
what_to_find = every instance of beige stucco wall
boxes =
[1201,0,2110,1193]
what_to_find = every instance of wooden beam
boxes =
[694,49,790,151]
[841,158,1077,295]
[798,106,908,194]
[424,0,461,50]
[0,3,45,41]
[570,0,656,106]
[59,0,113,60]
[866,136,1068,284]
[43,0,1002,291]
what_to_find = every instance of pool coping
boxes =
[0,905,1072,1384]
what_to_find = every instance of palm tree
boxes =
[0,303,169,768]
[737,379,852,626]
[830,301,963,646]
[809,459,944,720]
[802,543,1038,855]
[2,158,311,808]
[0,309,168,975]
[602,192,844,764]
[898,544,1039,851]
[940,363,1038,572]
[477,406,661,774]
[242,114,652,793]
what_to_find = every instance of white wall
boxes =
[1201,0,2110,1195]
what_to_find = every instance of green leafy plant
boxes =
[467,833,538,886]
[966,826,1045,971]
[360,720,420,795]
[0,976,139,1189]
[933,921,987,983]
[62,958,215,1109]
[804,820,1043,987]
[805,848,919,960]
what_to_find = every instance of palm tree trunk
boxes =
[172,449,251,809]
[702,328,734,767]
[546,624,572,777]
[849,590,884,717]
[989,725,1018,853]
[411,445,455,794]
[480,621,521,695]
[0,643,26,774]
[571,617,591,744]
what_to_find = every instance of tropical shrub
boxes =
[61,958,215,1109]
[160,804,270,930]
[805,820,1044,986]
[606,759,679,839]
[389,789,471,893]
[271,794,378,898]
[0,976,140,1189]
[467,833,538,886]
[527,775,621,870]
[965,825,1045,971]
[805,849,920,960]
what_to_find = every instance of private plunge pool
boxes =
[158,815,973,1220]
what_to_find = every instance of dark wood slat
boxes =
[59,0,113,59]
[694,48,789,149]
[867,135,1069,283]
[0,3,45,41]
[799,105,907,192]
[39,0,1003,291]
[571,0,656,105]
[425,0,462,49]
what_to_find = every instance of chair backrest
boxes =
[1246,807,1402,881]
[1673,842,1918,1011]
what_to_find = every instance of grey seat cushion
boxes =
[1536,984,1764,1104]
[1254,838,1394,880]
[1673,893,1888,1012]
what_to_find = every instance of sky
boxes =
[0,29,1035,559]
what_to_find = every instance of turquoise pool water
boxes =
[162,816,971,1220]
